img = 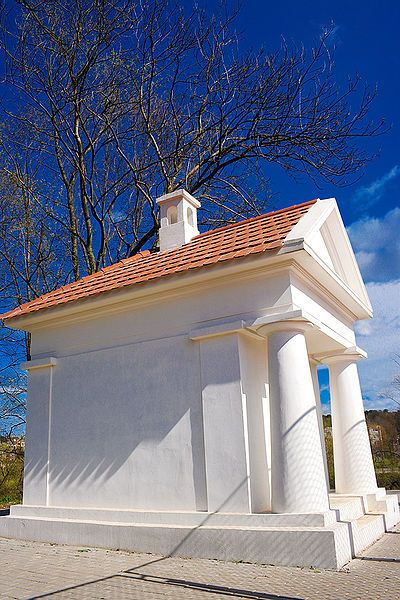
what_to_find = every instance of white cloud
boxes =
[355,279,400,410]
[352,165,400,210]
[319,382,330,394]
[363,394,398,411]
[347,207,400,283]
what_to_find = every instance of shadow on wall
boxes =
[26,336,208,510]
[25,335,260,512]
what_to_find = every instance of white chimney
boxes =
[157,189,201,251]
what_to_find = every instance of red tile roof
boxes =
[1,200,316,321]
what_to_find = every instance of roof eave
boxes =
[3,242,372,334]
[2,249,290,331]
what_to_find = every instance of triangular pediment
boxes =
[283,199,372,314]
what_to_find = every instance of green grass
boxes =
[0,442,24,507]
[0,494,21,508]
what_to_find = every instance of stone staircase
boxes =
[329,491,399,556]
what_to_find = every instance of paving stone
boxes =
[0,524,398,599]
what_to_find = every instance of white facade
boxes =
[0,195,398,569]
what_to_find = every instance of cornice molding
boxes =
[288,261,363,323]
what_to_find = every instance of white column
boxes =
[260,323,330,514]
[324,353,378,495]
[21,357,57,506]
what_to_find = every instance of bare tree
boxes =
[392,355,400,400]
[0,0,385,276]
[383,355,400,408]
[0,327,26,436]
[0,119,67,442]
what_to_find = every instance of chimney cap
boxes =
[156,189,201,209]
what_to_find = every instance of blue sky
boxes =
[236,0,400,411]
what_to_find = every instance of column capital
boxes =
[21,357,58,371]
[190,319,262,342]
[257,319,314,338]
[313,346,367,365]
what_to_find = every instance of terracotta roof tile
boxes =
[0,199,316,321]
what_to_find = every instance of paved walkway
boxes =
[0,525,399,600]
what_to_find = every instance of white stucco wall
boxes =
[23,366,53,506]
[47,335,207,510]
[22,261,357,513]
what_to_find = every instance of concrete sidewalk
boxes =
[0,524,399,599]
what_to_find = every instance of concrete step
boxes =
[329,491,400,532]
[10,504,337,527]
[371,493,399,530]
[348,513,386,556]
[329,492,399,554]
[3,496,397,569]
[329,495,365,521]
[386,490,400,505]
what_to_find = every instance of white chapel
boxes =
[0,190,398,569]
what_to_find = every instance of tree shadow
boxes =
[29,570,304,599]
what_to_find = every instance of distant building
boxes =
[368,426,384,448]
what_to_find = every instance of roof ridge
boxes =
[194,199,318,240]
